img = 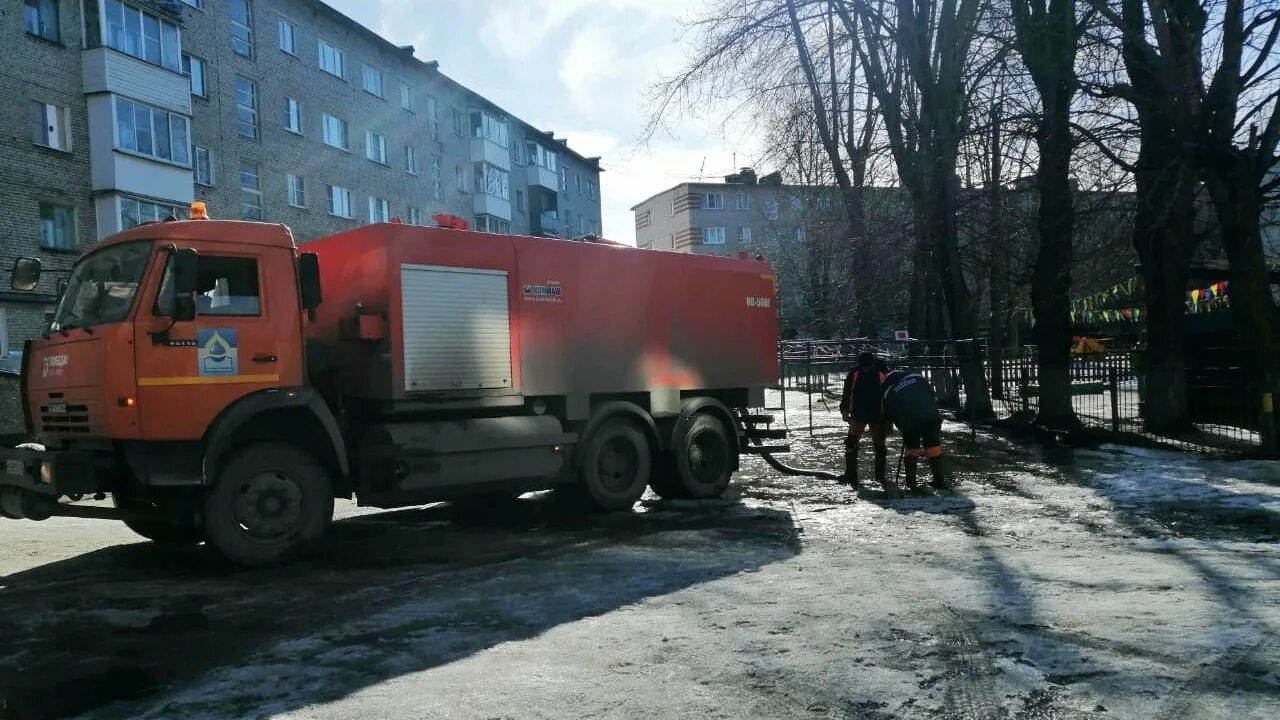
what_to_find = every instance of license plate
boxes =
[46,403,68,415]
[5,460,23,477]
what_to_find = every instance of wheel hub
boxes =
[598,438,638,491]
[235,471,304,539]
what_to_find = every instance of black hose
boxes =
[756,448,844,481]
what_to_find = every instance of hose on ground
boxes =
[738,414,844,481]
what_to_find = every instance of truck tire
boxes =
[669,413,735,499]
[202,443,334,567]
[648,455,684,500]
[577,419,651,511]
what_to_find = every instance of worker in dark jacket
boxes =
[839,352,888,489]
[882,369,948,494]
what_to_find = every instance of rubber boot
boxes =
[873,445,887,487]
[903,456,919,494]
[840,437,860,488]
[928,456,950,490]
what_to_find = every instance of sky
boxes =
[324,0,761,245]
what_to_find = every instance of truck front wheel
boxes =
[114,486,203,545]
[202,443,334,567]
[577,419,651,511]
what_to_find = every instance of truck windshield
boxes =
[49,241,154,332]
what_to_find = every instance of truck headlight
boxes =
[39,462,53,485]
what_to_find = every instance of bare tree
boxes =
[841,0,998,418]
[1009,0,1084,428]
[1198,0,1280,449]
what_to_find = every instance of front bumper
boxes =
[0,446,106,497]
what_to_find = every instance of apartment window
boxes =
[796,227,807,242]
[24,0,58,41]
[365,131,387,164]
[736,192,750,210]
[474,215,511,234]
[575,173,582,194]
[404,145,417,175]
[180,0,202,7]
[704,192,724,210]
[318,40,345,78]
[400,83,413,111]
[240,162,262,220]
[474,162,510,200]
[120,196,182,230]
[282,97,302,134]
[277,18,296,55]
[103,0,181,71]
[526,142,557,171]
[284,173,306,208]
[368,196,390,223]
[406,206,421,225]
[32,102,71,151]
[361,65,384,97]
[452,108,464,136]
[515,190,525,214]
[703,227,726,245]
[430,155,442,199]
[182,54,206,97]
[578,216,587,236]
[587,180,597,201]
[234,76,258,140]
[228,0,253,57]
[114,96,190,164]
[790,194,804,210]
[669,199,675,216]
[322,114,348,149]
[328,185,352,218]
[470,110,508,147]
[738,226,752,243]
[38,202,75,251]
[563,209,573,236]
[560,166,568,192]
[425,96,439,139]
[762,196,779,219]
[194,146,213,185]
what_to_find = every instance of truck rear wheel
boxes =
[577,419,651,511]
[202,443,333,567]
[668,413,735,499]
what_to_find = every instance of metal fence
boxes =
[778,339,1269,456]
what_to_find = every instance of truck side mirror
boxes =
[10,258,41,292]
[171,248,198,322]
[299,253,322,311]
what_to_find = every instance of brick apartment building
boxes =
[0,0,604,358]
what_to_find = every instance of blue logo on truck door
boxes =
[197,328,239,376]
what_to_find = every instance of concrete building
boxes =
[0,0,604,357]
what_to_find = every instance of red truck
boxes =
[1,212,779,565]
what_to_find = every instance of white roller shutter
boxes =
[400,265,513,393]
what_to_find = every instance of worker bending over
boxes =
[882,369,949,494]
[839,352,888,489]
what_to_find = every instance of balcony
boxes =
[474,193,512,222]
[82,47,190,115]
[533,210,559,237]
[470,137,510,171]
[527,164,557,191]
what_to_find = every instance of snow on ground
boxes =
[0,390,1277,720]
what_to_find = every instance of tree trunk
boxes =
[1133,149,1197,433]
[929,162,994,419]
[1028,87,1078,429]
[988,108,1007,400]
[1205,174,1280,451]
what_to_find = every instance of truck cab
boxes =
[2,215,339,565]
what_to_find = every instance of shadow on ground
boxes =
[0,493,800,720]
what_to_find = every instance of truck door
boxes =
[135,245,303,440]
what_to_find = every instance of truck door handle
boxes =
[252,354,278,364]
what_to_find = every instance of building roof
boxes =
[311,0,601,171]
